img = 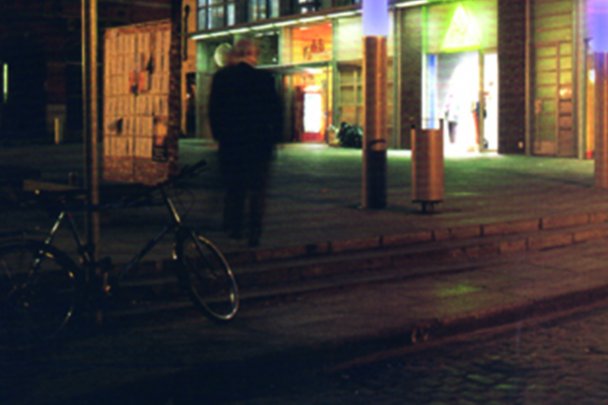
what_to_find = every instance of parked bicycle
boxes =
[0,159,239,348]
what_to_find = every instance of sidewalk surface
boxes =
[3,139,608,402]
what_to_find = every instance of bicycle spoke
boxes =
[178,233,239,322]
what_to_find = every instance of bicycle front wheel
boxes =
[0,240,81,348]
[177,232,239,322]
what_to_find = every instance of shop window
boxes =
[296,0,320,14]
[197,0,236,30]
[249,0,279,21]
[333,0,360,5]
[291,23,332,63]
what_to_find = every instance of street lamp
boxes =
[361,0,389,209]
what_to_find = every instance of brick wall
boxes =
[399,7,423,150]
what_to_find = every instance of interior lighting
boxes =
[274,20,297,27]
[252,23,275,31]
[327,10,359,19]
[394,0,428,8]
[191,32,212,40]
[298,15,326,24]
[441,3,481,52]
[229,27,250,34]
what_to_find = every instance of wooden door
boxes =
[531,0,575,157]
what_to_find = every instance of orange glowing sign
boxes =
[291,23,332,63]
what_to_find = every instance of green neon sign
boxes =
[441,4,481,52]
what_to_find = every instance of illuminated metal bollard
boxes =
[361,0,388,209]
[362,36,387,209]
[588,0,608,188]
[595,53,608,189]
[411,125,444,213]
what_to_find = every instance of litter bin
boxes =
[411,125,444,213]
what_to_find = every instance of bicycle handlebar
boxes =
[20,159,208,211]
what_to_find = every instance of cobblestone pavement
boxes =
[222,304,608,404]
[5,141,608,404]
[6,244,608,404]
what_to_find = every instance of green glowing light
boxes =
[441,4,481,52]
[2,63,7,103]
[437,283,480,298]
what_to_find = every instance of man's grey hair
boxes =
[230,38,260,60]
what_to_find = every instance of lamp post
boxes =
[589,0,608,188]
[81,0,100,262]
[361,0,389,209]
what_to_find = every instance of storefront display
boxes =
[420,1,498,154]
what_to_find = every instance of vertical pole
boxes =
[478,51,485,151]
[81,0,100,263]
[595,53,608,188]
[362,36,387,209]
[361,0,388,209]
[169,0,183,165]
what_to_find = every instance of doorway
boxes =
[532,41,575,157]
[290,68,330,143]
[424,51,498,154]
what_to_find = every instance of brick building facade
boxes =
[0,0,171,143]
[189,0,597,159]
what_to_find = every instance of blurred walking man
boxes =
[208,39,283,247]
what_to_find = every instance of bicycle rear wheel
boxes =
[177,232,239,322]
[0,240,80,348]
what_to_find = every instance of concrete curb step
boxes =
[103,257,500,323]
[103,219,608,322]
[225,210,608,265]
[327,282,608,372]
[112,216,608,290]
[115,210,608,283]
[102,275,608,390]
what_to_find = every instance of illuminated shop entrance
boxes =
[422,1,498,154]
[288,66,330,143]
[286,22,333,143]
[425,51,498,153]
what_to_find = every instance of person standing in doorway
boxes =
[444,92,459,144]
[208,38,283,247]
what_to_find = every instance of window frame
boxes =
[197,0,237,30]
[248,0,279,22]
[295,0,320,14]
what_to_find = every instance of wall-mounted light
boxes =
[274,20,297,28]
[230,27,250,34]
[252,23,275,31]
[394,0,428,8]
[298,15,327,24]
[327,10,359,19]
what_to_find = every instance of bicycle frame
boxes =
[41,186,186,280]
